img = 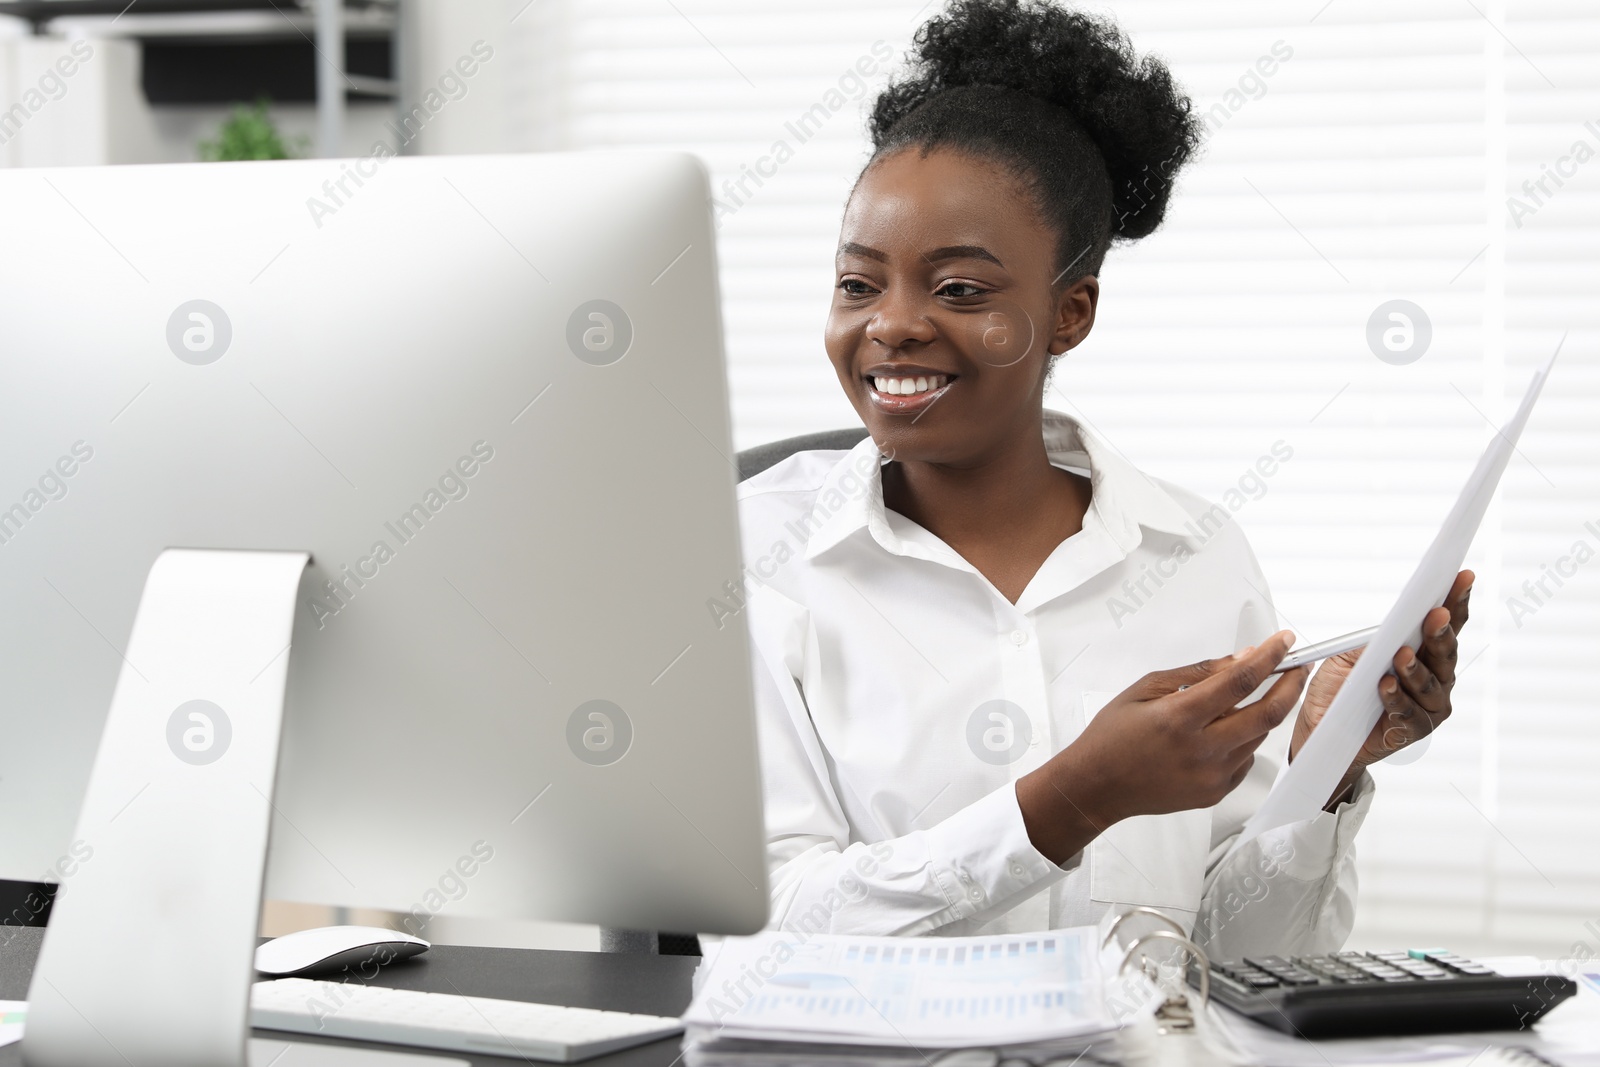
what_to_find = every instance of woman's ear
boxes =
[1048,275,1099,355]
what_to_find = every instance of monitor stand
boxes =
[22,549,462,1067]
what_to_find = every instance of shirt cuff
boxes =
[1265,767,1375,880]
[922,780,1064,917]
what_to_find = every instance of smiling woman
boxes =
[823,0,1205,583]
[735,0,1473,957]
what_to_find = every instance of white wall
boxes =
[402,0,508,155]
[0,37,158,167]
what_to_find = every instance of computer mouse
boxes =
[255,925,429,978]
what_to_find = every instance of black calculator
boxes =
[1192,949,1577,1038]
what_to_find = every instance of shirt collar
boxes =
[801,409,1196,562]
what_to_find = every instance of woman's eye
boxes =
[837,278,876,296]
[936,282,986,299]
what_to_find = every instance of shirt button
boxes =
[1010,863,1025,877]
[969,887,983,901]
[1011,630,1028,646]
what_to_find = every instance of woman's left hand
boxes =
[1289,569,1474,809]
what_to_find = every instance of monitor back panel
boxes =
[0,151,768,935]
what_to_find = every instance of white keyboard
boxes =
[251,978,684,1063]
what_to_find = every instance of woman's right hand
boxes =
[1016,632,1308,864]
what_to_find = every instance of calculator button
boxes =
[1407,947,1451,961]
[1421,953,1494,975]
[1222,966,1276,985]
[1244,958,1299,979]
[1298,959,1365,983]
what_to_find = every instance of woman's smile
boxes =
[864,364,957,412]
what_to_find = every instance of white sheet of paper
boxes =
[1230,347,1558,853]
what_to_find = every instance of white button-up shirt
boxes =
[734,411,1374,960]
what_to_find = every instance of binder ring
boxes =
[1101,905,1187,949]
[1118,930,1209,1008]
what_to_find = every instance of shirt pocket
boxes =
[1079,691,1210,914]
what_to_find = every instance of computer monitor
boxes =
[0,151,768,1065]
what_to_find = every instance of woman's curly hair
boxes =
[866,0,1203,284]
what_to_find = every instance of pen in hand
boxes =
[1267,625,1379,675]
[1174,626,1380,691]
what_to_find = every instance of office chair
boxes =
[735,427,871,482]
[603,426,870,957]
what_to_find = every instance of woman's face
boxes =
[825,146,1097,465]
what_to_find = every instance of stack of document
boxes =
[680,926,1152,1066]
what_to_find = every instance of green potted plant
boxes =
[199,99,308,161]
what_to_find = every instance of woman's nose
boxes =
[864,287,937,350]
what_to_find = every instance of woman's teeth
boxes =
[872,375,948,396]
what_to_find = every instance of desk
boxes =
[10,928,1598,1067]
[0,927,699,1067]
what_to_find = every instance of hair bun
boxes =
[870,0,1201,241]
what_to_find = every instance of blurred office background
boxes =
[3,0,1595,959]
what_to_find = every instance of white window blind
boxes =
[503,0,1599,957]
